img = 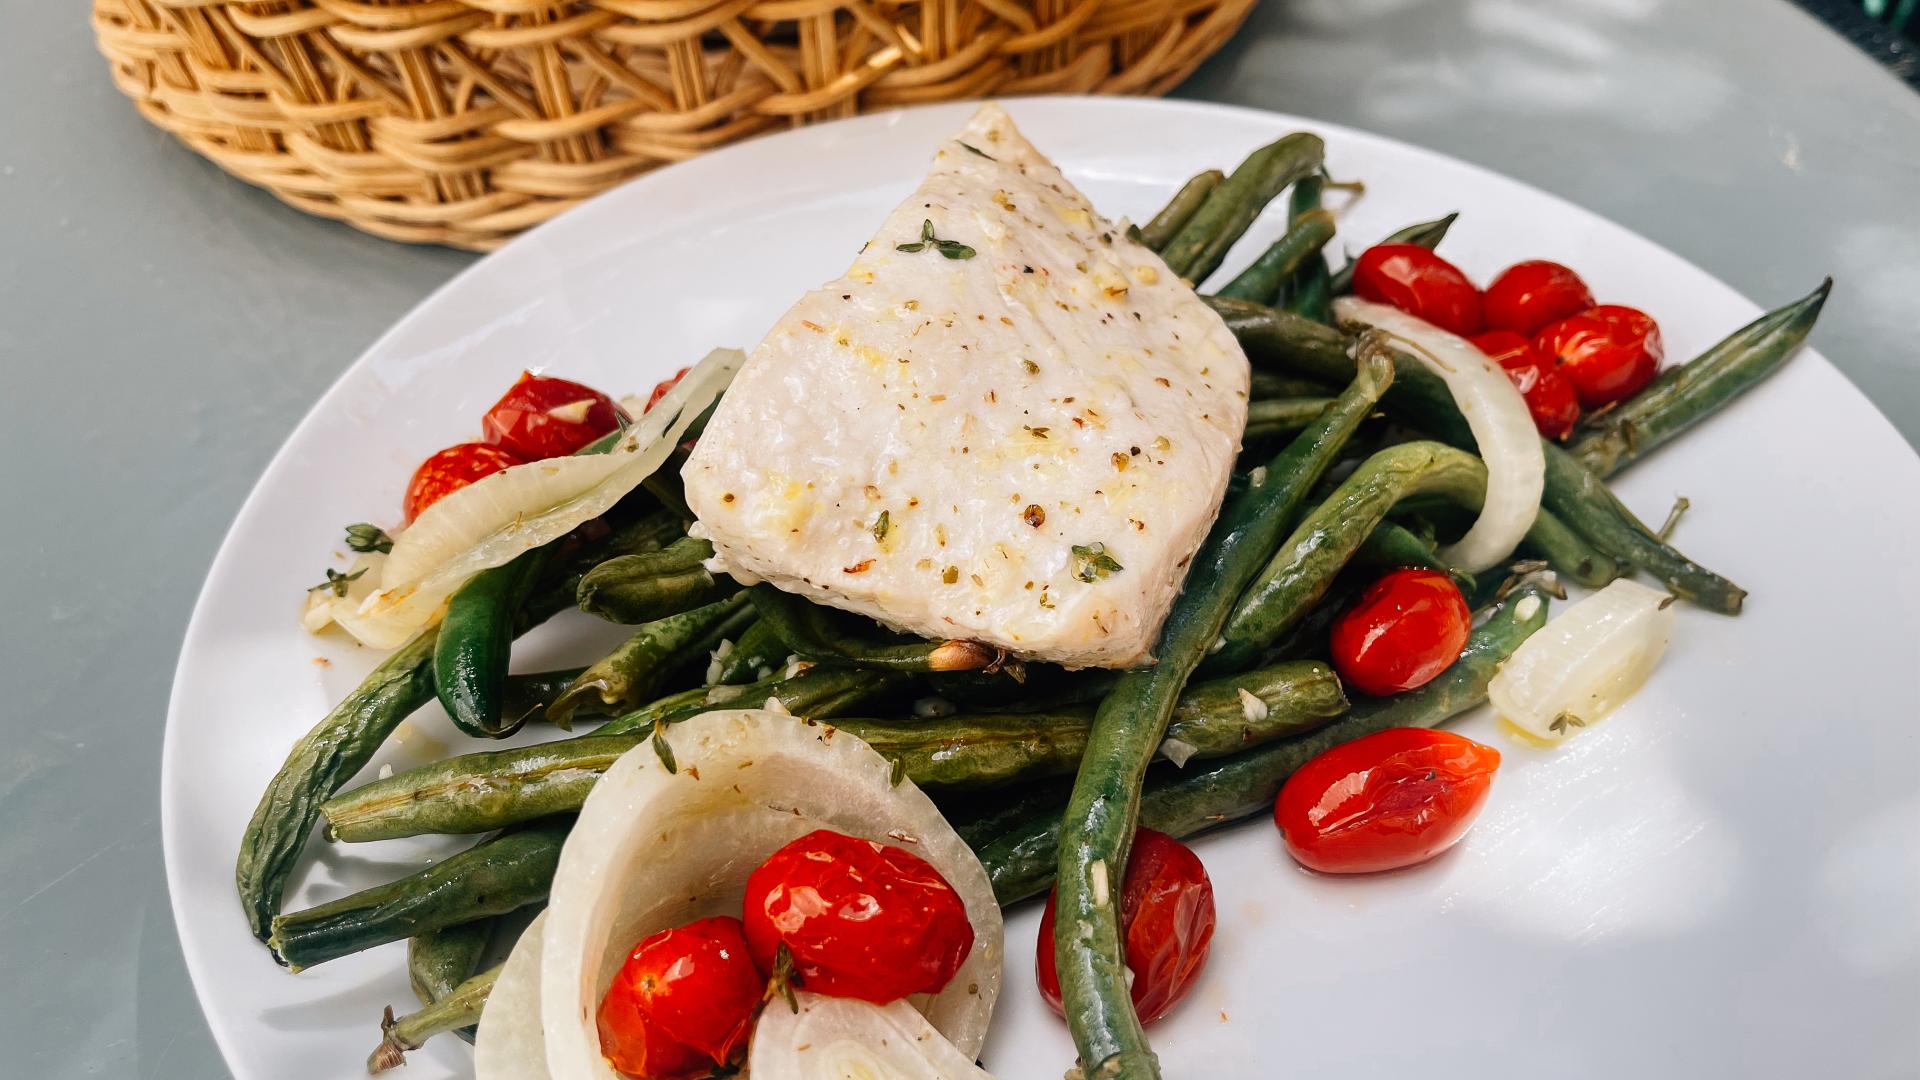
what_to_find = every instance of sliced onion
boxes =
[299,550,386,633]
[1332,298,1543,572]
[751,993,997,1080]
[337,348,741,648]
[470,709,1003,1080]
[1488,578,1675,742]
[473,911,549,1078]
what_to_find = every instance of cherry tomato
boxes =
[742,829,974,1004]
[644,367,692,413]
[1034,828,1214,1026]
[1481,260,1594,335]
[1472,330,1582,441]
[1351,244,1484,337]
[1330,568,1472,697]
[596,915,763,1079]
[481,371,628,460]
[402,441,524,522]
[1274,727,1502,874]
[1533,305,1664,409]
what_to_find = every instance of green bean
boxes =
[1249,370,1335,399]
[434,547,547,738]
[1137,170,1224,252]
[715,618,784,684]
[1052,348,1392,1078]
[320,666,908,842]
[1158,134,1325,285]
[268,818,570,971]
[1243,396,1336,441]
[546,594,754,727]
[369,964,502,1072]
[576,536,735,624]
[1328,212,1459,294]
[235,514,677,941]
[1206,441,1487,674]
[749,585,1006,672]
[1215,209,1336,303]
[1571,281,1830,478]
[943,778,1075,851]
[1281,175,1335,322]
[835,660,1346,790]
[1515,505,1619,588]
[1211,295,1742,609]
[408,919,492,1005]
[980,583,1549,906]
[499,667,588,730]
[1356,518,1474,590]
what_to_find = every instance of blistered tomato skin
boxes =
[1034,828,1215,1026]
[1534,305,1664,409]
[1330,568,1472,697]
[481,371,628,460]
[1351,244,1484,337]
[742,829,974,1004]
[1472,330,1582,441]
[597,915,763,1079]
[402,442,525,522]
[1482,260,1595,335]
[1274,728,1502,874]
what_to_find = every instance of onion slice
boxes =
[1488,578,1675,742]
[751,993,997,1080]
[1332,297,1544,572]
[336,348,741,648]
[475,708,1002,1080]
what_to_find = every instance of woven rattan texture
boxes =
[93,0,1257,249]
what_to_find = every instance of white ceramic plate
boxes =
[165,97,1920,1079]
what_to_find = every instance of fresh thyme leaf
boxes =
[1548,711,1587,735]
[921,219,935,242]
[872,509,891,542]
[651,723,678,774]
[308,567,366,597]
[936,240,976,260]
[956,141,994,160]
[890,756,907,787]
[898,220,976,261]
[1070,542,1123,583]
[895,242,926,253]
[343,523,393,554]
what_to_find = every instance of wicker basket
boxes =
[91,0,1257,250]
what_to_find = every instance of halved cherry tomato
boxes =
[1472,330,1582,441]
[402,441,524,523]
[597,915,763,1079]
[1274,727,1501,874]
[1034,827,1214,1026]
[742,829,973,1004]
[1533,305,1664,409]
[644,367,692,413]
[481,371,628,460]
[1351,244,1484,337]
[1330,568,1471,697]
[1482,260,1594,336]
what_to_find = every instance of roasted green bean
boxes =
[981,583,1549,905]
[546,593,754,727]
[575,535,735,624]
[1243,396,1336,442]
[408,919,492,1006]
[1281,175,1335,322]
[749,585,1005,672]
[1571,281,1830,478]
[268,817,571,971]
[1159,134,1324,285]
[1051,349,1391,1078]
[1328,212,1459,294]
[714,617,783,684]
[1215,208,1335,303]
[434,547,547,738]
[1137,170,1224,252]
[370,964,502,1072]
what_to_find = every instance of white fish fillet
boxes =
[683,104,1249,667]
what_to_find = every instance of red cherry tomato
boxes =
[1034,828,1214,1026]
[481,371,628,460]
[402,441,524,522]
[644,367,692,413]
[1533,305,1664,409]
[1481,260,1595,335]
[1274,727,1502,874]
[596,915,763,1079]
[1351,244,1484,336]
[1330,568,1472,697]
[742,829,973,1004]
[1471,330,1582,441]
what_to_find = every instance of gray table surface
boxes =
[3,0,1916,1075]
